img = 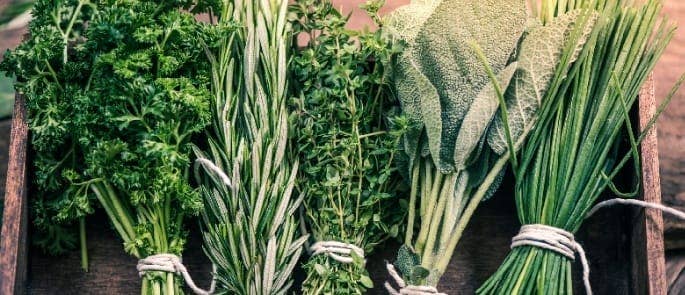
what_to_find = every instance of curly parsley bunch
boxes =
[1,0,210,293]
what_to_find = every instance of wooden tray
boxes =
[0,79,667,294]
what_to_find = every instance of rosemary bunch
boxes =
[288,1,405,294]
[478,0,677,294]
[194,0,307,294]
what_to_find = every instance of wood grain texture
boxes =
[0,120,11,199]
[655,1,685,243]
[1,93,28,295]
[666,250,685,295]
[632,77,668,295]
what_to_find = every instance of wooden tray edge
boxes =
[632,75,667,295]
[1,93,29,295]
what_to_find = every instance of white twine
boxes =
[586,198,685,219]
[511,224,591,294]
[309,241,365,264]
[512,198,685,295]
[384,264,447,295]
[137,254,216,295]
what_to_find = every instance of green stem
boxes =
[153,280,161,295]
[79,217,88,272]
[166,273,175,295]
[421,173,455,268]
[90,182,140,257]
[415,170,443,254]
[434,154,510,274]
[405,161,421,245]
[103,182,137,241]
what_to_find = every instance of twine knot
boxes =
[137,254,216,295]
[309,241,365,264]
[384,264,447,295]
[511,224,579,260]
[510,224,591,294]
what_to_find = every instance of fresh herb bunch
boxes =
[288,0,405,293]
[383,0,594,288]
[193,0,307,294]
[1,0,210,293]
[478,0,677,294]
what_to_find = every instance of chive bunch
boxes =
[478,0,677,294]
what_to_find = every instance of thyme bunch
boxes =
[288,0,405,294]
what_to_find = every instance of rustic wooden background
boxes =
[1,0,685,293]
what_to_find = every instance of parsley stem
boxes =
[79,217,88,272]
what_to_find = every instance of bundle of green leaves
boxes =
[1,0,211,293]
[478,0,678,294]
[383,0,593,288]
[288,0,405,293]
[193,0,307,294]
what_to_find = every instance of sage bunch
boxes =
[288,1,405,294]
[384,0,593,288]
[478,0,677,294]
[193,0,307,294]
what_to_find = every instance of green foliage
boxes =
[194,0,306,294]
[487,9,596,154]
[385,0,593,287]
[386,0,527,173]
[288,1,405,294]
[0,74,13,118]
[478,0,678,294]
[1,0,209,292]
[394,245,429,283]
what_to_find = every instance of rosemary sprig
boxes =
[194,0,307,294]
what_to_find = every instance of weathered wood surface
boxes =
[0,94,29,295]
[632,76,667,295]
[0,120,11,199]
[655,1,685,246]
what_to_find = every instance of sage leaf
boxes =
[488,10,596,154]
[414,0,527,172]
[393,57,441,171]
[387,0,527,173]
[453,63,517,169]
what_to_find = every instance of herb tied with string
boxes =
[383,0,595,289]
[478,0,680,294]
[289,0,406,294]
[194,0,308,294]
[1,1,211,293]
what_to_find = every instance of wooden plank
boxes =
[654,0,685,240]
[631,77,667,295]
[0,93,28,295]
[0,120,12,199]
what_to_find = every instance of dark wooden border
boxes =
[632,75,667,295]
[0,93,29,295]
